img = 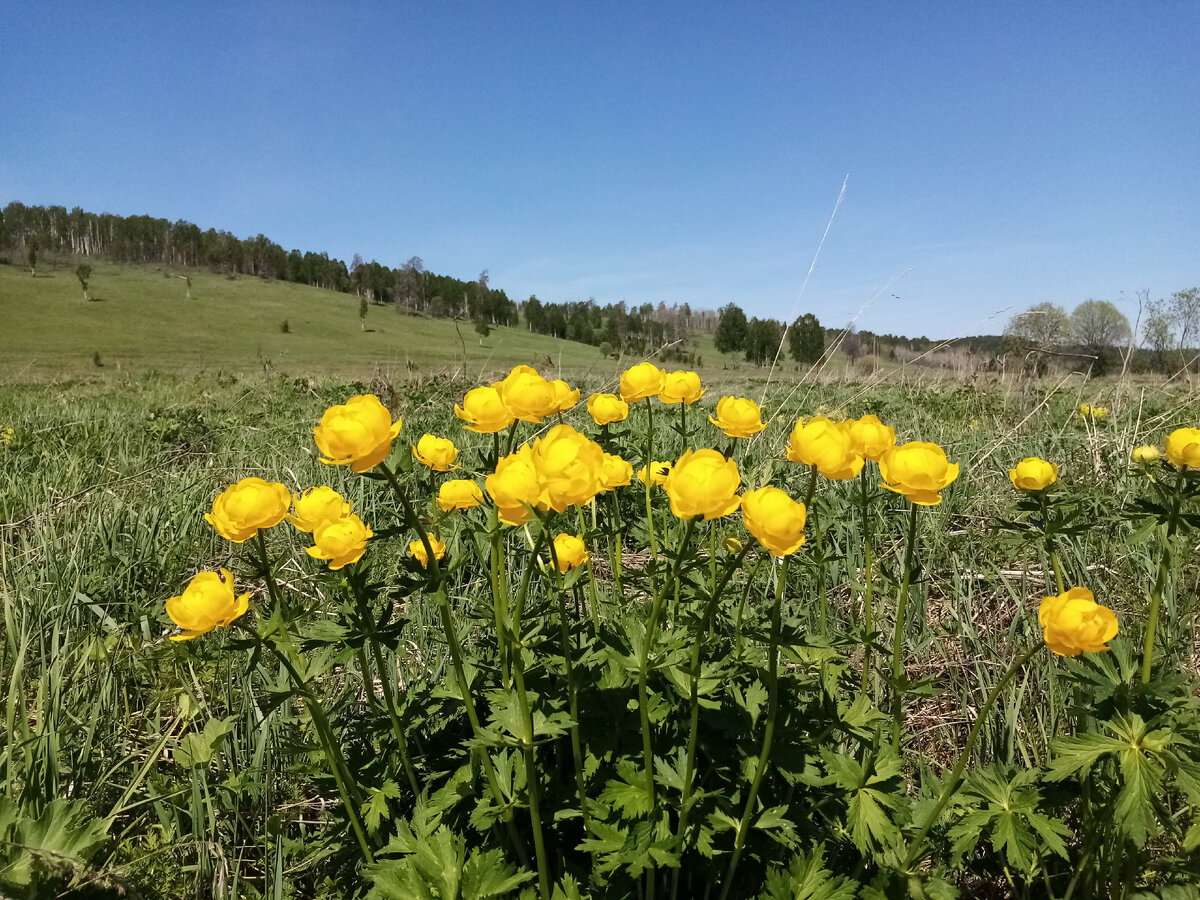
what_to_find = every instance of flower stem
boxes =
[1142,465,1187,684]
[577,505,601,635]
[891,501,921,749]
[378,463,529,867]
[718,556,789,900]
[901,642,1041,872]
[609,491,624,596]
[859,468,875,697]
[644,398,660,592]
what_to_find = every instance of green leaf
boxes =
[599,762,654,820]
[362,780,402,836]
[755,844,858,900]
[174,716,236,769]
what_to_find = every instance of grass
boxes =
[0,260,616,381]
[3,325,1200,894]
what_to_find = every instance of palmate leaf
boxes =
[0,797,113,890]
[362,780,403,835]
[368,825,533,899]
[599,760,654,819]
[756,844,858,900]
[821,749,903,855]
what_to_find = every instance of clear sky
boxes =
[2,2,1197,339]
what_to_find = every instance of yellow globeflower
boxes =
[1009,457,1058,492]
[496,365,558,423]
[288,486,351,533]
[166,569,250,642]
[1165,427,1200,469]
[437,479,485,511]
[206,478,291,543]
[587,392,630,426]
[1091,406,1108,420]
[531,424,605,512]
[600,453,633,490]
[620,362,666,402]
[786,417,863,480]
[1078,403,1091,417]
[663,449,741,520]
[1131,445,1160,463]
[313,394,403,473]
[486,445,541,526]
[709,396,768,439]
[878,441,959,506]
[637,460,673,487]
[412,434,460,472]
[1038,586,1118,656]
[409,533,448,567]
[455,385,516,434]
[551,379,581,413]
[740,486,807,557]
[551,533,589,572]
[847,414,896,462]
[659,371,706,405]
[306,514,373,570]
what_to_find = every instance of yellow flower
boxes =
[551,533,589,572]
[786,417,863,480]
[531,424,605,512]
[723,536,743,554]
[412,434,460,472]
[496,365,558,423]
[587,392,630,426]
[409,533,447,567]
[637,460,673,487]
[1078,403,1091,417]
[847,414,896,462]
[1092,406,1108,420]
[455,385,516,434]
[740,486,807,557]
[1038,586,1118,656]
[437,479,485,511]
[306,514,373,569]
[288,486,351,533]
[708,396,768,439]
[551,379,581,413]
[1009,457,1058,492]
[205,478,291,543]
[879,441,959,506]
[0,427,14,447]
[659,371,706,405]
[1165,427,1200,469]
[599,453,633,490]
[486,445,541,526]
[663,450,741,520]
[1131,444,1160,463]
[313,394,403,473]
[166,569,250,641]
[620,362,666,402]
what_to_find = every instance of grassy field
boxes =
[0,261,621,381]
[3,363,1199,897]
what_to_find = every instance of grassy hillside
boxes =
[0,260,616,381]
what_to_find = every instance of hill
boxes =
[0,260,614,381]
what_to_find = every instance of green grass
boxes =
[3,361,1200,896]
[0,261,619,381]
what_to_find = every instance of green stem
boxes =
[859,468,875,696]
[1039,494,1066,595]
[549,543,593,848]
[644,398,660,594]
[638,519,695,814]
[1142,466,1187,683]
[511,630,552,900]
[672,544,752,899]
[718,556,790,900]
[577,505,601,635]
[609,491,624,596]
[901,643,1041,871]
[265,640,376,863]
[891,502,921,749]
[490,509,512,689]
[378,463,529,866]
[348,578,420,797]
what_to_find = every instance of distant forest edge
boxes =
[3,201,1196,376]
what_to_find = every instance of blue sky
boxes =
[3,2,1197,339]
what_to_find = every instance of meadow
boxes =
[3,349,1199,899]
[4,253,1200,897]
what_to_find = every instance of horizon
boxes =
[2,2,1197,341]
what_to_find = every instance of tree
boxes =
[1142,299,1174,369]
[840,324,863,361]
[1168,287,1200,349]
[1006,302,1070,350]
[714,303,748,356]
[788,313,824,365]
[359,295,368,331]
[75,263,92,301]
[1070,299,1130,374]
[474,315,490,345]
[744,317,783,366]
[26,236,38,276]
